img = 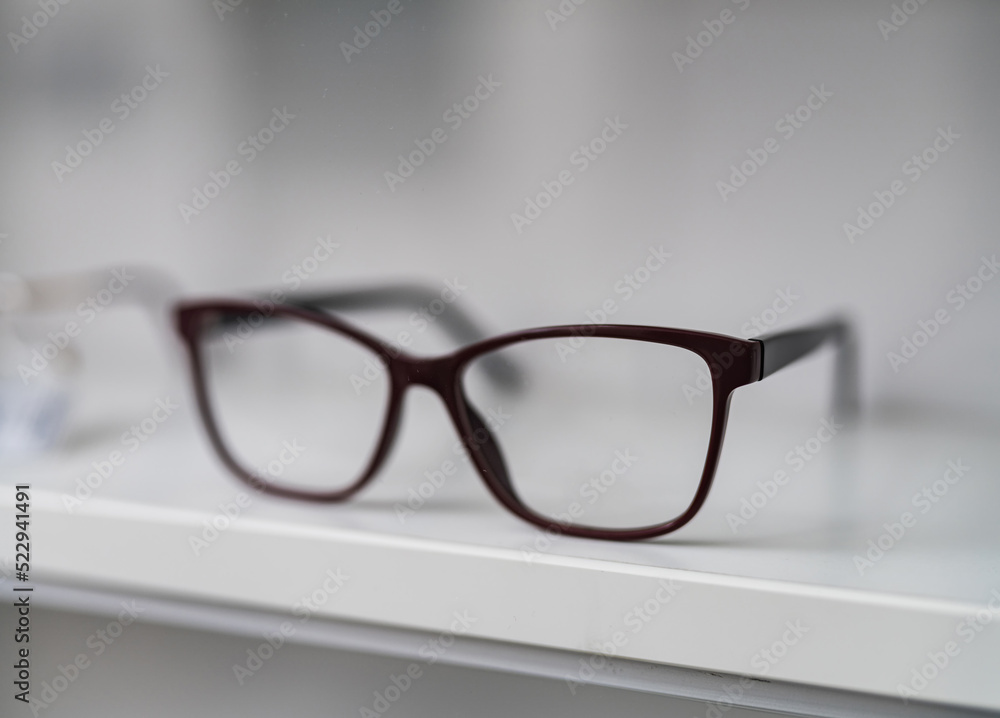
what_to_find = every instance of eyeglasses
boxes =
[174,284,858,541]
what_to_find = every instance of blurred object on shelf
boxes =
[0,266,182,460]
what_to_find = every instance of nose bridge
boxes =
[388,351,519,508]
[393,353,459,398]
[391,352,518,504]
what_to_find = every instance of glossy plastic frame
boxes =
[175,298,855,541]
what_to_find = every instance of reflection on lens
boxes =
[463,335,713,530]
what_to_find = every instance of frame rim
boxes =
[447,323,760,540]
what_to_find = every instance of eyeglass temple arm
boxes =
[0,267,185,379]
[281,284,523,390]
[1,266,181,329]
[754,317,859,418]
[284,284,485,346]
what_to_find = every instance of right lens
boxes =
[462,334,714,531]
[197,309,391,494]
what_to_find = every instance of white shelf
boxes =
[2,395,999,714]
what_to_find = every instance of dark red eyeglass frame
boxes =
[174,287,857,541]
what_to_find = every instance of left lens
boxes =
[198,309,390,494]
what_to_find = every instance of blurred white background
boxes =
[1,0,998,421]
